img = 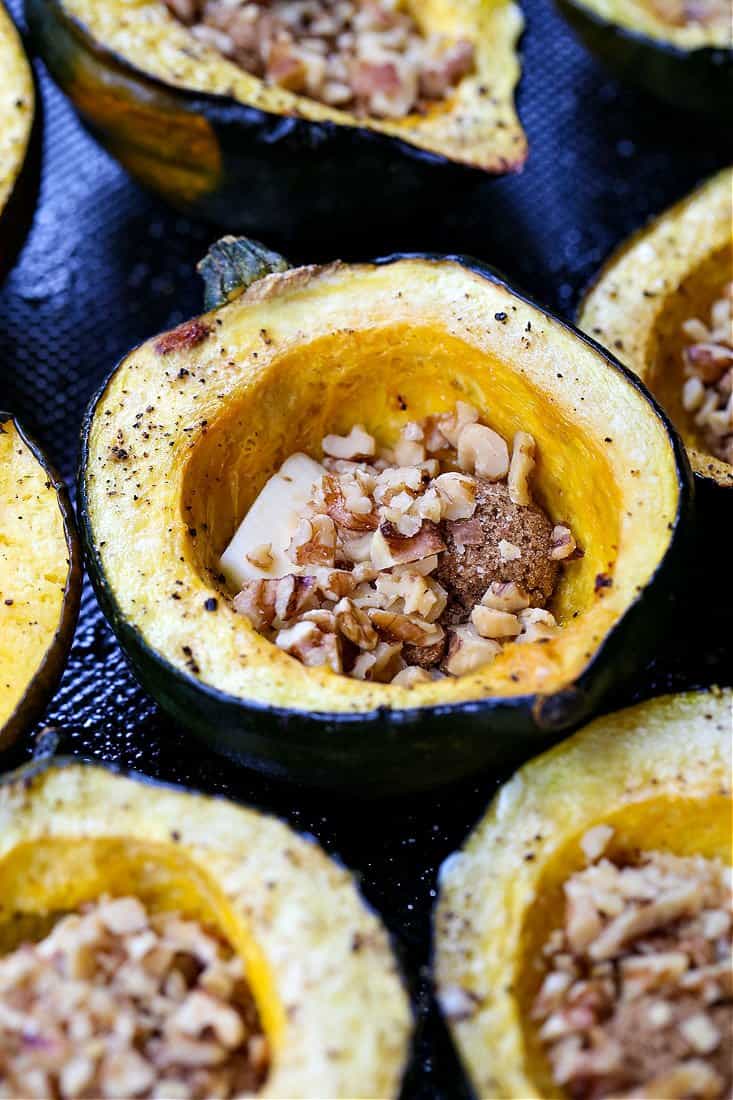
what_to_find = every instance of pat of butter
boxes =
[220,453,325,588]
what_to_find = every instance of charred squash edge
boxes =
[0,414,82,753]
[77,252,692,796]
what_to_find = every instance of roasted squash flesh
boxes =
[82,258,683,716]
[579,169,733,487]
[0,762,411,1098]
[0,418,80,748]
[52,0,525,173]
[0,3,34,223]
[435,690,732,1099]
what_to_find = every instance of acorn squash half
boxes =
[0,1,39,282]
[79,249,691,795]
[0,415,82,753]
[434,688,732,1099]
[579,169,732,491]
[25,0,526,241]
[554,0,732,113]
[0,757,412,1098]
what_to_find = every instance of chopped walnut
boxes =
[232,578,276,630]
[457,422,510,481]
[374,570,448,621]
[393,434,426,466]
[245,542,274,571]
[391,666,432,686]
[322,423,376,460]
[550,524,578,561]
[334,597,379,650]
[507,431,536,506]
[352,641,403,682]
[480,580,530,612]
[534,849,732,1100]
[471,605,521,639]
[516,606,558,643]
[370,520,446,569]
[679,283,732,466]
[435,401,480,448]
[276,620,341,671]
[443,624,501,675]
[288,514,336,566]
[0,898,268,1100]
[433,472,477,521]
[369,608,444,648]
[226,403,577,681]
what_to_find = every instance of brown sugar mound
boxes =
[435,479,558,612]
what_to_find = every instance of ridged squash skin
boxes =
[0,758,412,1099]
[0,415,82,753]
[0,2,40,282]
[78,252,691,794]
[579,169,732,491]
[555,0,732,113]
[434,689,732,1098]
[26,0,527,242]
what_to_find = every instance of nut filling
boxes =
[163,0,475,119]
[533,836,732,1100]
[644,0,731,29]
[680,281,732,466]
[223,404,580,683]
[0,897,269,1099]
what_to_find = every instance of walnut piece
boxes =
[322,423,376,460]
[443,625,501,675]
[550,524,577,561]
[471,605,521,639]
[507,431,536,506]
[433,472,477,520]
[457,422,510,481]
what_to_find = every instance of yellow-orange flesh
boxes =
[83,258,682,714]
[0,420,70,734]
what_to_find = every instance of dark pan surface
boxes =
[1,0,730,1094]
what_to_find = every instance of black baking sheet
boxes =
[1,0,731,1095]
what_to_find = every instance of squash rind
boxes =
[26,0,527,240]
[0,758,412,1098]
[578,168,733,491]
[555,0,732,113]
[434,689,733,1099]
[0,415,82,753]
[78,254,691,794]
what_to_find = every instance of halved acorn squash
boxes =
[0,415,82,753]
[25,0,526,241]
[434,688,732,1098]
[555,0,732,113]
[0,1,39,282]
[579,168,732,491]
[0,757,412,1097]
[78,247,691,795]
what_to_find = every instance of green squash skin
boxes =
[0,415,82,756]
[77,255,693,797]
[555,0,732,115]
[0,21,41,285]
[25,0,511,246]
